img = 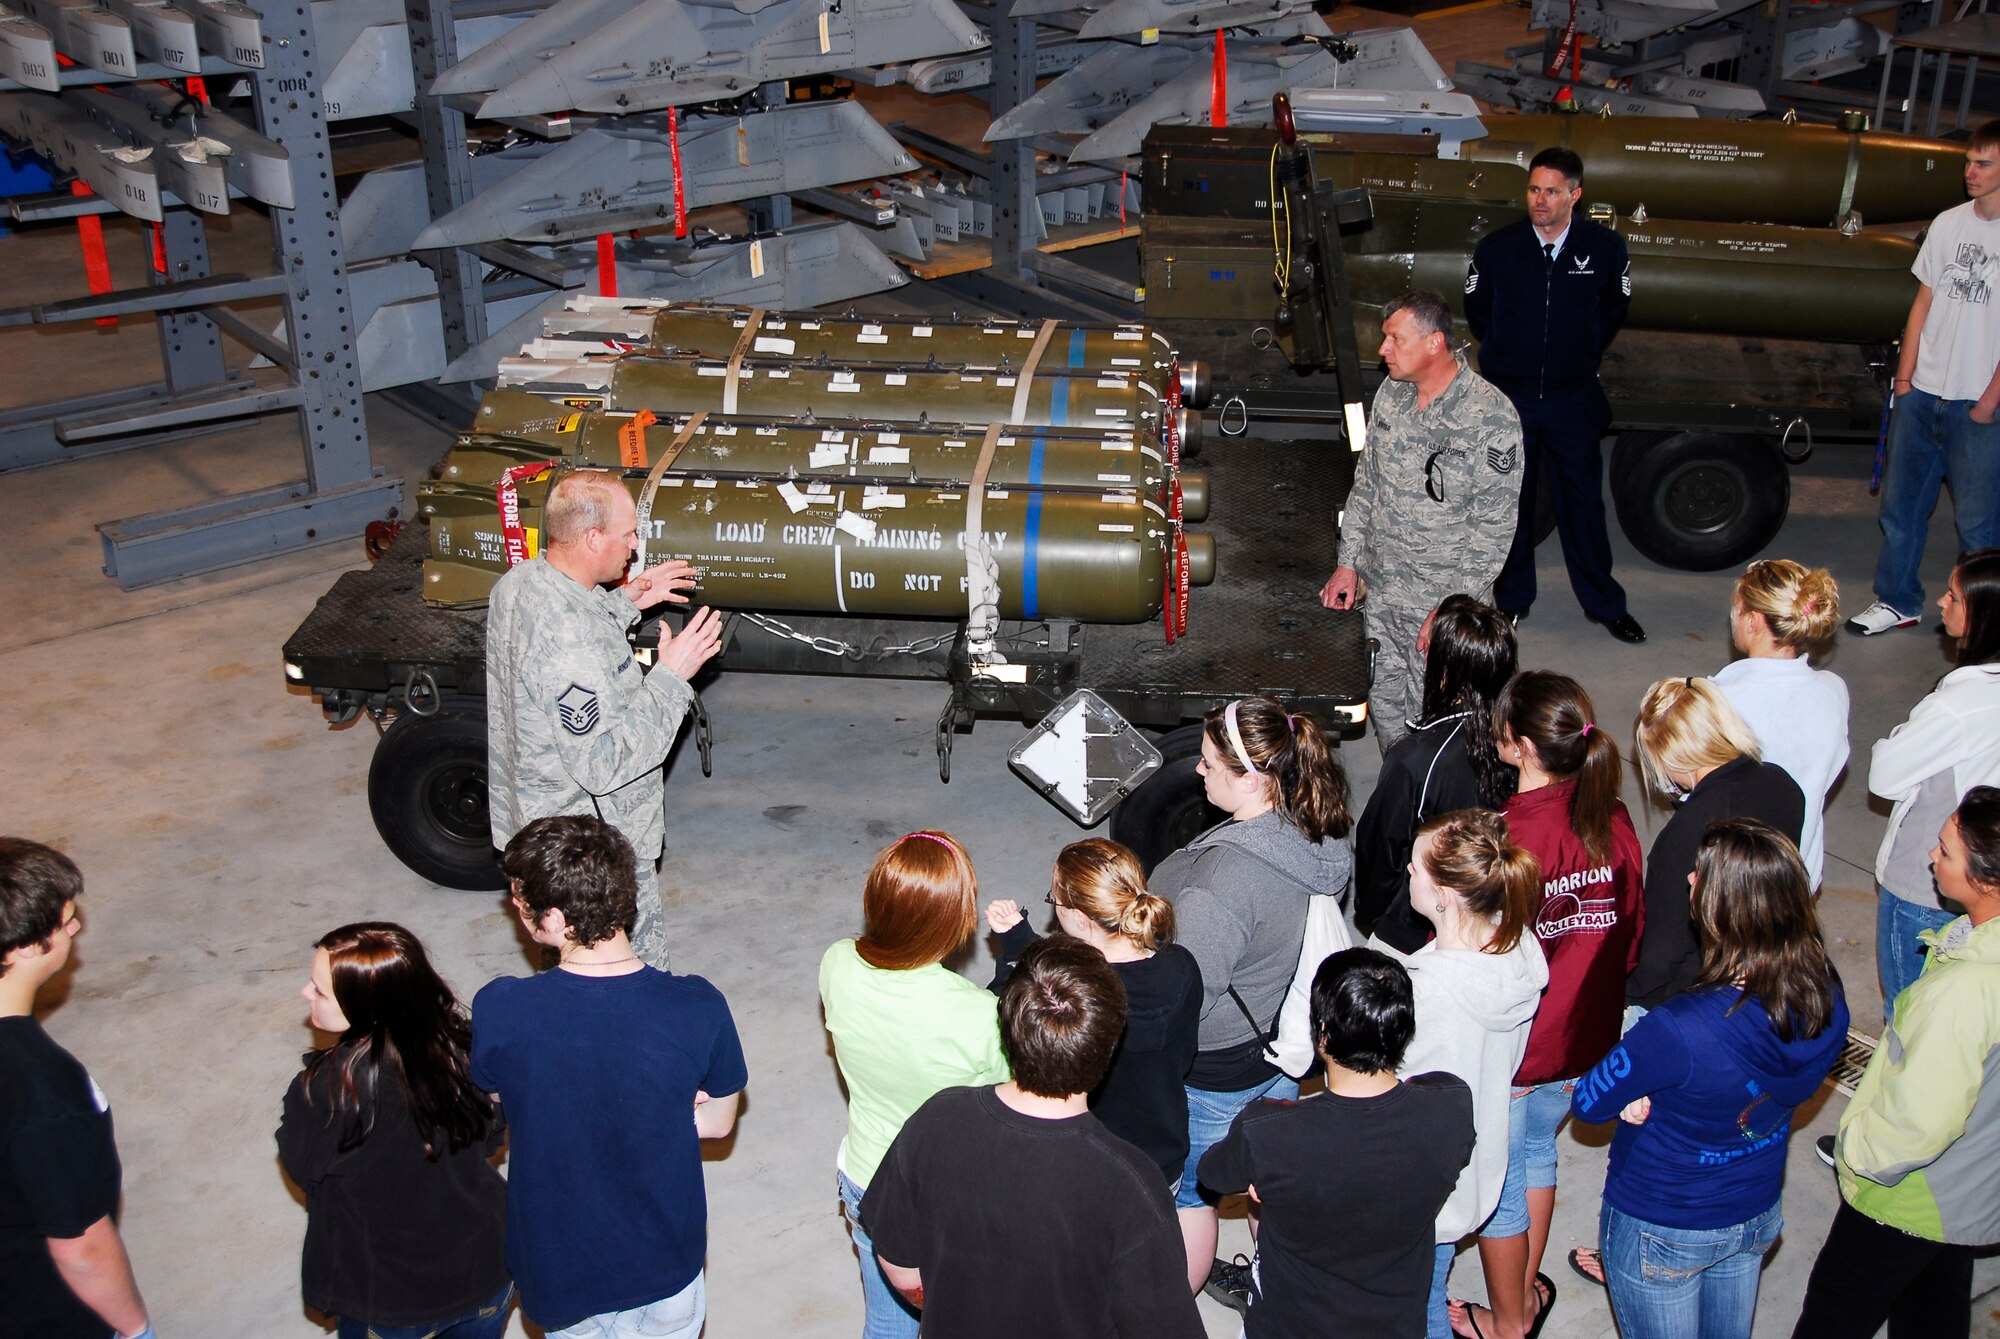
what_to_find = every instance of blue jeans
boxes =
[547,1273,704,1339]
[1877,886,1957,1025]
[1428,1241,1457,1339]
[1601,1200,1781,1339]
[336,1283,514,1339]
[1489,1078,1578,1239]
[839,1170,921,1339]
[1176,1072,1300,1210]
[1872,386,2000,615]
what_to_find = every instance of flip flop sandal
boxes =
[1568,1247,1606,1288]
[1525,1272,1558,1339]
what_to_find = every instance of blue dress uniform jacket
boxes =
[1463,217,1632,399]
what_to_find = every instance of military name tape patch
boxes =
[557,683,600,736]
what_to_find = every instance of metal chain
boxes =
[736,611,957,659]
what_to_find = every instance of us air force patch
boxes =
[1488,444,1518,473]
[557,684,600,736]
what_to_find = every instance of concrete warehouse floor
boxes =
[7,36,2000,1339]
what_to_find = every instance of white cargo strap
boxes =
[634,411,708,570]
[721,307,766,414]
[963,422,1005,658]
[1008,319,1062,424]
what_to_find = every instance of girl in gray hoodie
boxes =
[1153,695,1354,1295]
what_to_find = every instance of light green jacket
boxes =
[1837,914,2000,1244]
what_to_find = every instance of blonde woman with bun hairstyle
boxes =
[1379,809,1549,1339]
[986,839,1202,1187]
[1627,678,1805,1014]
[1713,560,1851,889]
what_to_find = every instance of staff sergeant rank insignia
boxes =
[557,683,600,736]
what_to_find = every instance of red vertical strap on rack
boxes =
[497,462,559,566]
[150,222,167,274]
[596,233,617,296]
[1210,32,1227,126]
[668,107,688,239]
[1119,170,1128,230]
[185,76,209,102]
[70,182,116,328]
[1545,0,1578,79]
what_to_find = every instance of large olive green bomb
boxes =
[418,474,1214,619]
[1464,115,1964,227]
[529,300,1213,407]
[1339,198,1919,345]
[494,352,1199,453]
[450,390,1209,520]
[1149,119,1965,227]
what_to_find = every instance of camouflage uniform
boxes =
[1341,356,1523,753]
[487,556,696,969]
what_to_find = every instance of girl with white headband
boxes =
[1145,694,1353,1300]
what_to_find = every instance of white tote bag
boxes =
[1271,893,1355,1079]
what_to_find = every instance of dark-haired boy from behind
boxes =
[861,936,1205,1339]
[1199,947,1475,1339]
[472,815,745,1339]
[0,839,152,1339]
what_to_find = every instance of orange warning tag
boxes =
[619,409,657,467]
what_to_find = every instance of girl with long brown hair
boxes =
[1384,809,1548,1339]
[1572,820,1846,1339]
[277,922,511,1339]
[1448,673,1645,1339]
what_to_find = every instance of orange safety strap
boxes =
[619,408,657,467]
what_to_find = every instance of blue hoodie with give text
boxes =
[1572,982,1848,1229]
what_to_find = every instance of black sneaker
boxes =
[1816,1134,1836,1168]
[1203,1254,1255,1314]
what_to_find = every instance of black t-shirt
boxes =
[991,928,1203,1184]
[276,1056,510,1326]
[1198,1073,1475,1339]
[0,1017,122,1339]
[861,1086,1205,1339]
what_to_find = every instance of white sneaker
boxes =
[1847,601,1920,635]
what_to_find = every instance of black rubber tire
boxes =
[367,702,506,891]
[1610,430,1789,572]
[1109,723,1225,874]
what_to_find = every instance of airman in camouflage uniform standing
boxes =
[1321,289,1524,754]
[487,470,723,969]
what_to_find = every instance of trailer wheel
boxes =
[1110,723,1226,874]
[367,702,507,891]
[1611,430,1788,572]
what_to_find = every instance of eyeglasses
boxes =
[1425,449,1446,503]
[1043,890,1068,910]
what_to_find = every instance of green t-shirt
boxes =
[818,939,1010,1188]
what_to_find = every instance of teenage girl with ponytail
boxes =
[984,838,1202,1189]
[1447,675,1645,1339]
[1384,810,1549,1339]
[1713,559,1849,890]
[1149,695,1353,1293]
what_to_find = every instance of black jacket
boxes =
[1626,756,1806,1009]
[1356,711,1495,951]
[1464,216,1631,400]
[277,1061,510,1326]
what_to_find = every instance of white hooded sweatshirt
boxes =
[1385,932,1549,1241]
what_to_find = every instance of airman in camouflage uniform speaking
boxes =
[487,470,723,969]
[1319,289,1524,754]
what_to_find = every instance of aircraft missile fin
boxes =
[1077,0,1312,42]
[985,42,1199,141]
[1070,43,1332,161]
[101,0,197,70]
[12,0,138,77]
[340,152,547,262]
[477,0,986,118]
[164,0,267,68]
[0,7,59,89]
[69,87,229,213]
[427,0,647,96]
[0,91,164,220]
[112,79,294,207]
